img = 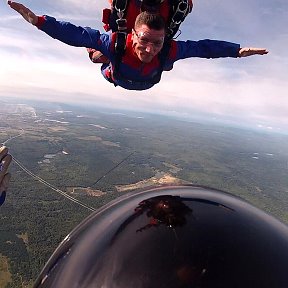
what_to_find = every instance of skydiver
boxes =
[0,146,12,206]
[87,0,193,64]
[7,1,268,91]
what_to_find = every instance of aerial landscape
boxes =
[1,98,288,287]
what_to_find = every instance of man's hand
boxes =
[0,146,12,206]
[239,47,269,57]
[7,1,38,25]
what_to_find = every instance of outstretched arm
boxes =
[174,40,268,61]
[238,47,268,57]
[7,1,38,25]
[8,0,110,52]
[0,146,12,206]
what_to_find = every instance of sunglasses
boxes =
[133,30,164,48]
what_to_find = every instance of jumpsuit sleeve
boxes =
[167,39,240,64]
[36,15,112,57]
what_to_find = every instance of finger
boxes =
[0,146,8,160]
[0,173,11,194]
[0,191,6,206]
[239,47,268,57]
[0,174,11,206]
[249,48,268,54]
[7,1,23,12]
[0,146,12,206]
[9,2,28,17]
[257,49,269,55]
[0,154,12,181]
[7,1,37,24]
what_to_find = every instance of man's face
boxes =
[132,24,165,63]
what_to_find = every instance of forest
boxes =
[1,102,288,287]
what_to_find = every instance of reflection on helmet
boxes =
[35,186,288,288]
[134,195,193,232]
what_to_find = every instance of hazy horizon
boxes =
[1,96,287,135]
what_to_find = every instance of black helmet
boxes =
[34,186,288,288]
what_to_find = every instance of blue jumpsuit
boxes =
[37,16,240,91]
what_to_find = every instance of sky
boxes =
[1,0,288,131]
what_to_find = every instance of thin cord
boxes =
[11,155,96,212]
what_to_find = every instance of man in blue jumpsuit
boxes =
[8,1,268,91]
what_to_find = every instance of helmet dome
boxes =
[35,186,288,288]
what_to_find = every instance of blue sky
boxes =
[1,0,288,131]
